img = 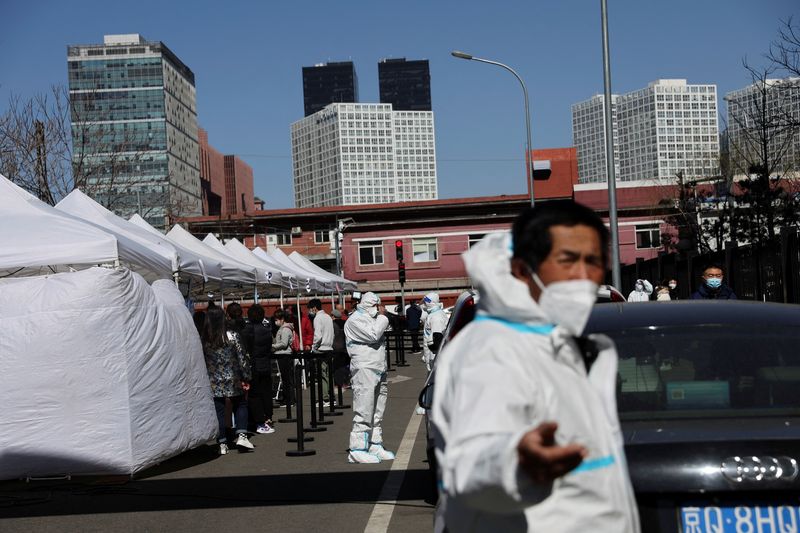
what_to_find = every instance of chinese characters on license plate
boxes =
[681,506,800,532]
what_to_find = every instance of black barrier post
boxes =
[286,361,315,456]
[303,352,326,433]
[315,355,333,425]
[396,331,409,367]
[385,336,395,372]
[276,355,296,424]
[325,354,343,416]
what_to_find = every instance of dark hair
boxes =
[248,304,265,323]
[226,302,246,333]
[192,310,206,336]
[273,309,286,321]
[202,307,227,349]
[703,262,724,274]
[307,298,322,311]
[512,200,609,271]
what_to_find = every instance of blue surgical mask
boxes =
[706,278,722,289]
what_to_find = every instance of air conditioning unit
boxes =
[266,234,278,250]
[291,226,303,235]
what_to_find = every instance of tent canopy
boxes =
[221,237,298,290]
[288,250,357,291]
[202,233,282,289]
[261,247,331,293]
[0,174,119,276]
[166,225,258,285]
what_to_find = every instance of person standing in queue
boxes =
[431,200,639,532]
[422,292,448,371]
[344,292,396,464]
[691,264,737,300]
[308,298,334,406]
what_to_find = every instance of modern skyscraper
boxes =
[290,103,437,207]
[67,34,201,228]
[571,95,618,184]
[571,79,720,183]
[302,61,358,117]
[378,58,432,111]
[725,77,800,179]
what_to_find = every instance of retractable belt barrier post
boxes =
[286,359,315,457]
[276,354,296,424]
[325,353,342,416]
[315,354,333,426]
[394,331,409,367]
[385,336,395,372]
[302,352,326,433]
[334,350,351,410]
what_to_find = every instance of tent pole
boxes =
[296,293,306,389]
[280,288,284,309]
[221,279,225,308]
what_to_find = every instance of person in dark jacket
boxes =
[691,264,737,300]
[240,304,275,434]
[405,299,423,353]
[331,309,349,388]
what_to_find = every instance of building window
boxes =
[359,241,384,265]
[314,226,331,244]
[635,224,661,249]
[275,231,292,246]
[468,233,486,248]
[413,238,438,262]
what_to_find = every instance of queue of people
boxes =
[627,265,737,303]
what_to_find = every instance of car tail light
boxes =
[447,296,476,341]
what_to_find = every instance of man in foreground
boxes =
[344,292,396,464]
[431,201,639,532]
[691,263,737,300]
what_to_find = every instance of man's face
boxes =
[703,267,724,283]
[512,224,605,302]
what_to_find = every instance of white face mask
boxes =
[367,306,378,318]
[531,272,598,336]
[668,282,677,290]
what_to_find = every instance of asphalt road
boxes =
[0,355,436,532]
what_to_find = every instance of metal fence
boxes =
[617,230,800,303]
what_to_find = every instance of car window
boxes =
[604,326,800,420]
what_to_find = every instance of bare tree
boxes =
[769,17,800,78]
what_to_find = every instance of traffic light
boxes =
[398,261,406,285]
[395,239,404,261]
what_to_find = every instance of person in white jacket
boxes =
[422,292,448,371]
[431,201,640,532]
[627,279,653,302]
[344,292,396,464]
[309,298,334,404]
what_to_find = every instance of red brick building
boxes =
[198,128,256,217]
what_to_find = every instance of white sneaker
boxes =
[415,405,426,415]
[369,444,396,461]
[256,423,275,434]
[235,433,255,450]
[219,443,229,455]
[348,450,381,464]
[322,399,336,408]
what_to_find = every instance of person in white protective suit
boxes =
[344,292,396,464]
[431,200,640,532]
[627,278,653,302]
[422,292,448,371]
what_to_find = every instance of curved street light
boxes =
[451,50,535,206]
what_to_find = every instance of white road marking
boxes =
[386,375,412,385]
[363,408,424,533]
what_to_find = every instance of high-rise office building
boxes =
[378,58,432,111]
[290,103,437,207]
[67,34,201,227]
[571,95,618,183]
[725,77,800,178]
[302,61,358,117]
[571,79,720,183]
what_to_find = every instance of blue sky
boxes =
[1,0,796,208]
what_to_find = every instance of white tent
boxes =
[288,250,357,291]
[165,225,259,285]
[0,174,119,277]
[202,233,282,289]
[224,238,298,290]
[56,190,219,283]
[0,267,217,479]
[267,247,331,293]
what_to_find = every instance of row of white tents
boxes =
[0,173,356,480]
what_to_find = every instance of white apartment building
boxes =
[572,80,720,184]
[571,95,618,184]
[290,103,437,207]
[725,77,800,178]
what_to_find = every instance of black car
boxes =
[423,299,800,532]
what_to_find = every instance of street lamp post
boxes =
[451,50,535,206]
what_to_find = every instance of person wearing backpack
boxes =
[241,304,275,435]
[272,310,296,407]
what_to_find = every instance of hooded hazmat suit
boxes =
[430,232,639,532]
[422,292,448,370]
[344,292,391,452]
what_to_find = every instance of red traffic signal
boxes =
[395,239,404,261]
[398,261,406,285]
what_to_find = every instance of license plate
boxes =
[681,505,800,532]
